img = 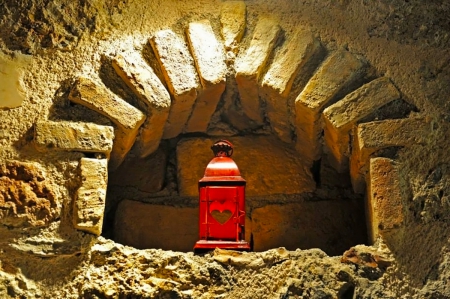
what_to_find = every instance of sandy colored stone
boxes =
[235,17,281,125]
[176,136,315,197]
[294,49,367,164]
[367,157,404,243]
[185,20,227,133]
[0,53,29,109]
[112,53,171,158]
[68,77,146,170]
[0,161,56,227]
[323,77,400,172]
[114,200,197,252]
[149,29,200,139]
[350,118,430,193]
[73,158,108,236]
[34,120,114,157]
[251,200,367,254]
[261,29,322,143]
[220,1,246,52]
[108,145,167,193]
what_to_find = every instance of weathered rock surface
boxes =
[34,120,114,157]
[350,118,430,193]
[367,157,404,243]
[73,158,108,236]
[220,1,246,52]
[261,29,322,143]
[235,17,281,126]
[323,77,401,172]
[185,20,227,133]
[68,77,146,170]
[0,161,57,227]
[294,49,367,164]
[176,136,315,197]
[149,29,200,139]
[112,53,171,158]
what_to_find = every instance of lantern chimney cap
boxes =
[211,140,233,157]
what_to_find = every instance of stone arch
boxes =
[33,1,425,254]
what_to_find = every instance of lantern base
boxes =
[194,240,251,251]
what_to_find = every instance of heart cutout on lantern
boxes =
[209,201,235,225]
[210,210,233,224]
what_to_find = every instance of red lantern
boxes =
[194,140,250,251]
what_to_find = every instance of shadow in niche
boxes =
[103,135,368,256]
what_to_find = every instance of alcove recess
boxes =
[44,6,417,255]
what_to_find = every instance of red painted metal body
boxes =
[194,140,250,251]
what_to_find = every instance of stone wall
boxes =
[1,0,450,298]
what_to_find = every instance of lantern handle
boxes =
[211,140,233,157]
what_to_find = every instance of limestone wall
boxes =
[0,0,450,298]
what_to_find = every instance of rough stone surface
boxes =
[220,1,246,52]
[350,118,430,193]
[68,77,146,170]
[185,20,227,133]
[149,29,200,139]
[0,0,450,298]
[0,161,57,227]
[176,136,315,197]
[367,158,404,243]
[323,77,400,172]
[294,49,367,164]
[235,17,281,125]
[252,200,367,255]
[73,158,108,236]
[114,200,197,252]
[261,29,322,143]
[0,53,28,109]
[112,53,171,158]
[34,120,114,157]
[108,145,167,193]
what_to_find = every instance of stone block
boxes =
[176,136,315,197]
[294,49,366,164]
[366,157,404,243]
[68,77,146,170]
[73,158,108,236]
[251,200,367,255]
[149,29,200,139]
[235,17,281,126]
[0,53,28,108]
[323,77,400,172]
[112,53,171,158]
[108,145,167,193]
[261,29,322,143]
[350,118,430,193]
[114,200,197,252]
[185,20,227,133]
[34,120,114,157]
[220,1,246,52]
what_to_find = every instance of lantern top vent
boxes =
[199,140,246,184]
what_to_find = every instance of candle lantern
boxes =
[194,140,250,251]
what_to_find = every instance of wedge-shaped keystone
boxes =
[220,1,246,52]
[112,53,171,158]
[350,118,429,193]
[68,77,146,170]
[149,29,200,139]
[261,29,322,143]
[323,77,400,172]
[294,49,367,165]
[235,17,281,126]
[185,20,227,133]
